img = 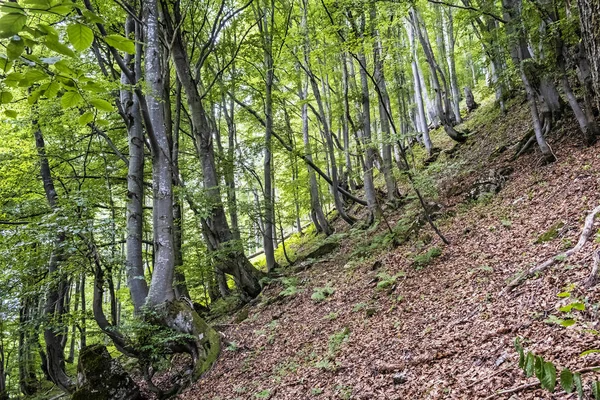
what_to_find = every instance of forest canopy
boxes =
[0,0,599,396]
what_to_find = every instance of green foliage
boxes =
[254,389,271,398]
[278,277,302,297]
[311,284,335,302]
[535,222,564,244]
[412,247,442,269]
[514,338,600,397]
[376,271,405,290]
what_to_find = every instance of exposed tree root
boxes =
[506,205,600,291]
[584,248,600,288]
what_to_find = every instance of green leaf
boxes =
[7,36,25,60]
[0,55,13,72]
[78,111,94,125]
[90,98,114,112]
[581,349,600,357]
[534,356,544,379]
[67,23,93,51]
[515,338,525,368]
[0,91,13,104]
[593,381,600,400]
[0,3,26,14]
[0,14,27,37]
[4,72,23,87]
[43,81,60,98]
[45,36,75,58]
[574,373,583,399]
[559,318,576,327]
[60,91,82,108]
[541,362,556,392]
[525,352,535,377]
[4,109,17,118]
[572,302,585,311]
[104,34,135,54]
[559,304,573,312]
[24,69,47,83]
[557,291,571,298]
[28,88,42,104]
[82,10,104,23]
[560,369,574,393]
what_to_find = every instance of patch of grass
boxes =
[278,276,302,297]
[324,312,338,320]
[535,221,564,244]
[328,327,351,355]
[376,271,405,290]
[255,389,271,399]
[311,284,335,302]
[352,302,368,312]
[412,246,443,269]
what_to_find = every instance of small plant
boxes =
[310,387,323,395]
[544,285,586,328]
[412,247,442,269]
[226,341,240,351]
[328,327,351,355]
[255,389,271,399]
[324,312,338,320]
[311,284,335,302]
[514,338,592,396]
[278,277,302,297]
[376,271,405,290]
[352,302,368,312]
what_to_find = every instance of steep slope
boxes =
[181,98,600,399]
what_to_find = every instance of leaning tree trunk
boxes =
[166,2,263,301]
[370,3,399,202]
[33,127,74,393]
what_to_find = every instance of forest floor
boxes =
[179,97,600,399]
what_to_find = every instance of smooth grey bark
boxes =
[144,0,176,307]
[257,0,278,273]
[410,8,466,143]
[166,3,262,300]
[34,127,74,393]
[406,19,432,155]
[340,53,357,191]
[502,0,555,162]
[370,4,398,202]
[442,8,462,123]
[121,18,148,313]
[302,0,356,226]
[299,75,333,235]
[166,76,191,300]
[220,92,241,241]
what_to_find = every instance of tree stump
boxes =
[464,86,478,113]
[71,344,141,400]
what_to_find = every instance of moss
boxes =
[535,222,564,244]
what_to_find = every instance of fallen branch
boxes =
[506,205,600,290]
[584,248,600,288]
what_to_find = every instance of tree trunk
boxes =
[120,16,149,315]
[578,0,600,104]
[33,127,74,393]
[370,4,398,202]
[443,8,462,123]
[144,0,176,307]
[406,19,433,154]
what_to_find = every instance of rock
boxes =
[392,372,407,385]
[468,167,514,200]
[71,344,141,400]
[304,241,338,260]
[234,308,249,323]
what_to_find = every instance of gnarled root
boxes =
[505,205,600,291]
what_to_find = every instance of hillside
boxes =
[179,98,600,399]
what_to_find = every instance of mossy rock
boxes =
[304,241,338,260]
[535,222,564,244]
[234,308,249,323]
[71,344,141,400]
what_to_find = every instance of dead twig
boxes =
[505,205,600,291]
